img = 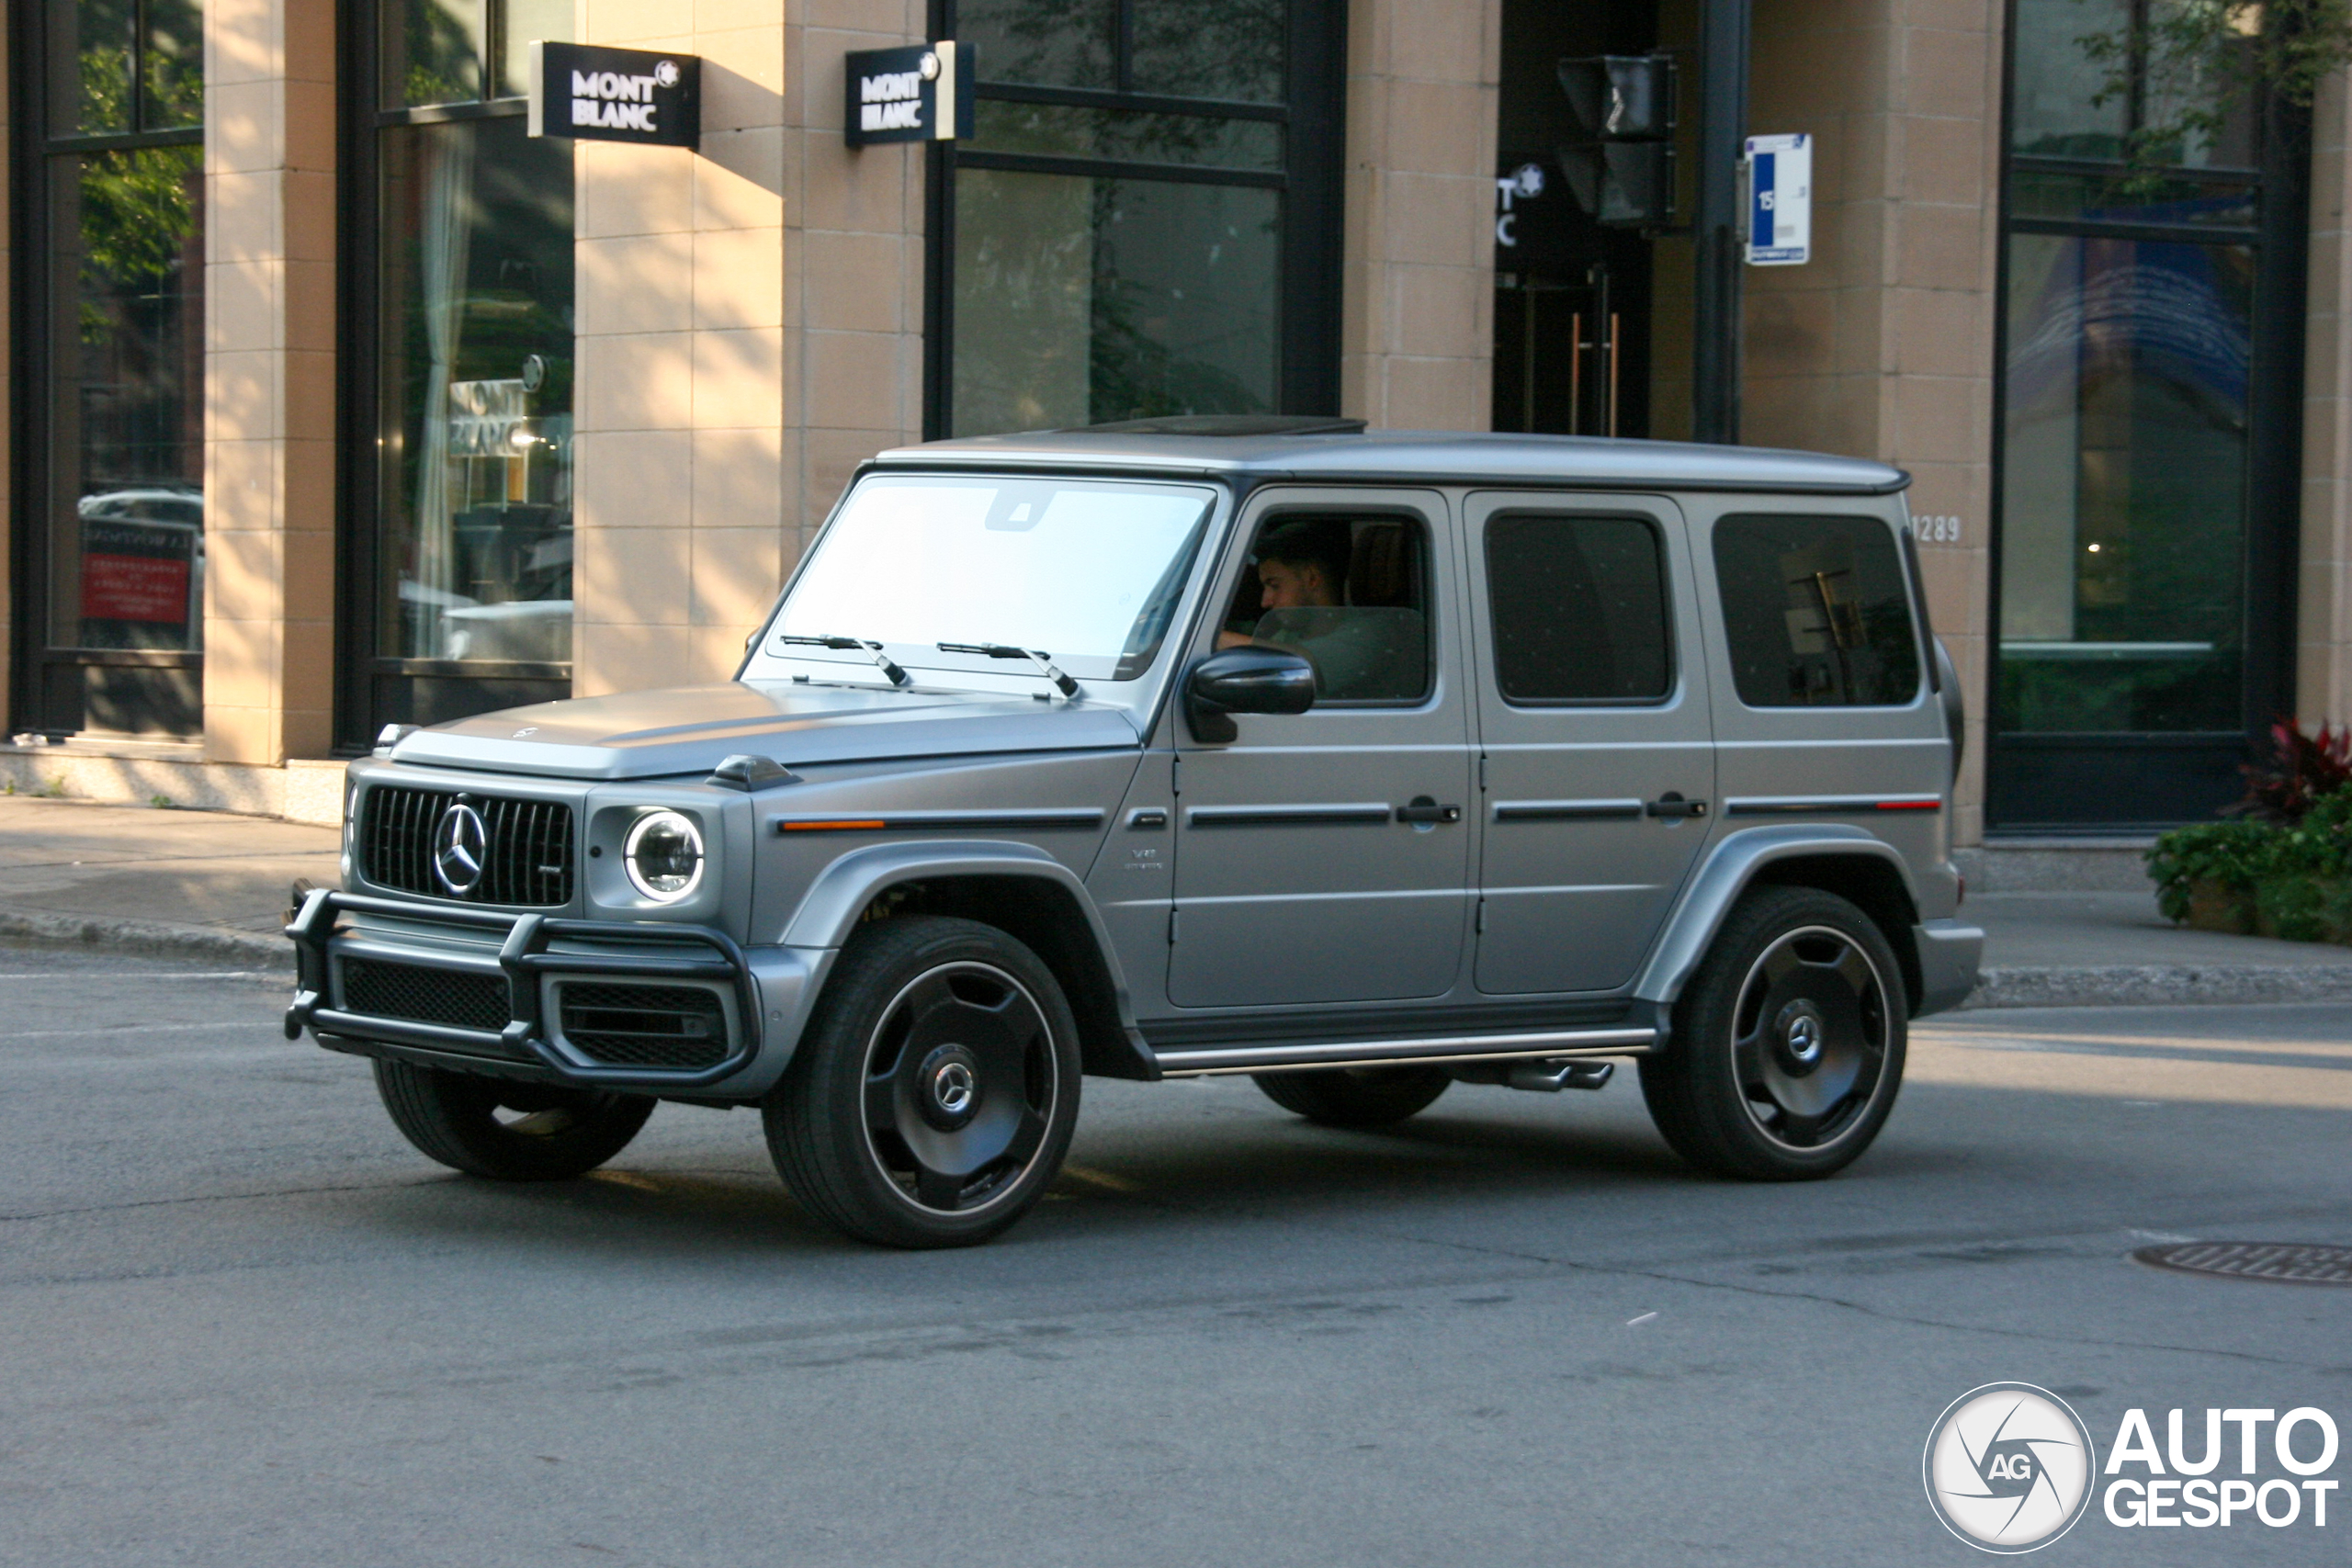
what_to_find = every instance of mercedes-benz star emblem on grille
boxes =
[433,802,490,895]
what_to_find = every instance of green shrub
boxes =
[2146,818,2278,924]
[2149,784,2352,937]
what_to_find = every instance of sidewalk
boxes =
[0,795,337,967]
[1,795,2349,1006]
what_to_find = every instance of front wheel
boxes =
[1639,886,1907,1179]
[372,1059,654,1180]
[763,917,1081,1248]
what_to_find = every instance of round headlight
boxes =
[623,810,705,901]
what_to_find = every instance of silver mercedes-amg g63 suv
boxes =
[287,420,1982,1247]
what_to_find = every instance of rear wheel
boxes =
[372,1059,654,1180]
[1253,1066,1452,1128]
[764,917,1081,1248]
[1638,886,1906,1179]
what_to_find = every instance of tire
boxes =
[763,917,1082,1248]
[372,1059,654,1181]
[1638,886,1907,1180]
[1253,1066,1452,1128]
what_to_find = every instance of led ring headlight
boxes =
[623,809,705,901]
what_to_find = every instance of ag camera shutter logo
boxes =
[1924,1383,2098,1552]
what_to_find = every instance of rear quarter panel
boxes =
[1678,491,1955,918]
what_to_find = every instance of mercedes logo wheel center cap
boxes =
[917,1043,982,1131]
[1774,998,1827,1074]
[433,801,489,895]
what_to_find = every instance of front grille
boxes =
[340,957,510,1033]
[361,785,574,906]
[559,982,729,1069]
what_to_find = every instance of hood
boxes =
[390,682,1144,781]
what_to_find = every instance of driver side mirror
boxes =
[1185,647,1317,743]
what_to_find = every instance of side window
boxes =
[1221,513,1431,703]
[1713,513,1922,707]
[1485,514,1671,703]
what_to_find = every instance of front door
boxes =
[1464,493,1714,994]
[1169,490,1476,1009]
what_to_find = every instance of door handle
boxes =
[1645,792,1709,819]
[1397,796,1463,825]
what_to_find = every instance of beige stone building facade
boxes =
[0,0,2330,839]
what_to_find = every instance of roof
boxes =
[871,427,1910,496]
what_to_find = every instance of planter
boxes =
[2182,878,2256,936]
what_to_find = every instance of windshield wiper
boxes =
[937,642,1082,700]
[777,634,910,688]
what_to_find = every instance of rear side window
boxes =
[1713,513,1921,707]
[1485,514,1671,703]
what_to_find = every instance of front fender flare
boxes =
[773,838,1151,1075]
[1633,825,1920,1006]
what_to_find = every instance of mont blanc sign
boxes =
[526,41,700,150]
[843,41,975,147]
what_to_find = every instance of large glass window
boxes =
[2000,234,2252,731]
[20,0,207,738]
[1991,0,2290,827]
[936,0,1342,435]
[345,0,578,739]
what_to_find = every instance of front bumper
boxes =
[285,888,808,1094]
[1912,918,1984,1016]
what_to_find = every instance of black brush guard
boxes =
[284,888,761,1089]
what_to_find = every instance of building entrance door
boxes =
[1488,0,1672,440]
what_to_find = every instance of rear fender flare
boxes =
[1634,825,1921,1007]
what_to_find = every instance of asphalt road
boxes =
[4,945,2349,1567]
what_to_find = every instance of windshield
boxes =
[754,474,1216,684]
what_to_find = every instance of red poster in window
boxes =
[81,552,190,624]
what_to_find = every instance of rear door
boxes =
[1168,489,1475,1008]
[1463,492,1716,994]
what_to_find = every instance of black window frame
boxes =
[334,0,574,753]
[1986,0,2309,829]
[922,0,1348,438]
[1480,509,1677,708]
[8,0,209,741]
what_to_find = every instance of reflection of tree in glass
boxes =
[1127,0,1284,102]
[142,0,204,128]
[404,0,481,107]
[959,0,1114,89]
[77,147,201,348]
[1088,185,1272,422]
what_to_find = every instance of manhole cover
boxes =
[2133,1242,2352,1286]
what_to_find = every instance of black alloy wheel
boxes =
[372,1059,655,1180]
[1639,886,1906,1179]
[765,917,1080,1247]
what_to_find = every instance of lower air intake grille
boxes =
[559,982,729,1069]
[359,785,574,907]
[340,957,511,1033]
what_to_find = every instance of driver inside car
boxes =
[1218,518,1423,700]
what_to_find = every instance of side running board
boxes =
[1150,1024,1658,1078]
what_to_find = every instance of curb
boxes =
[1962,963,2352,1010]
[0,910,292,970]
